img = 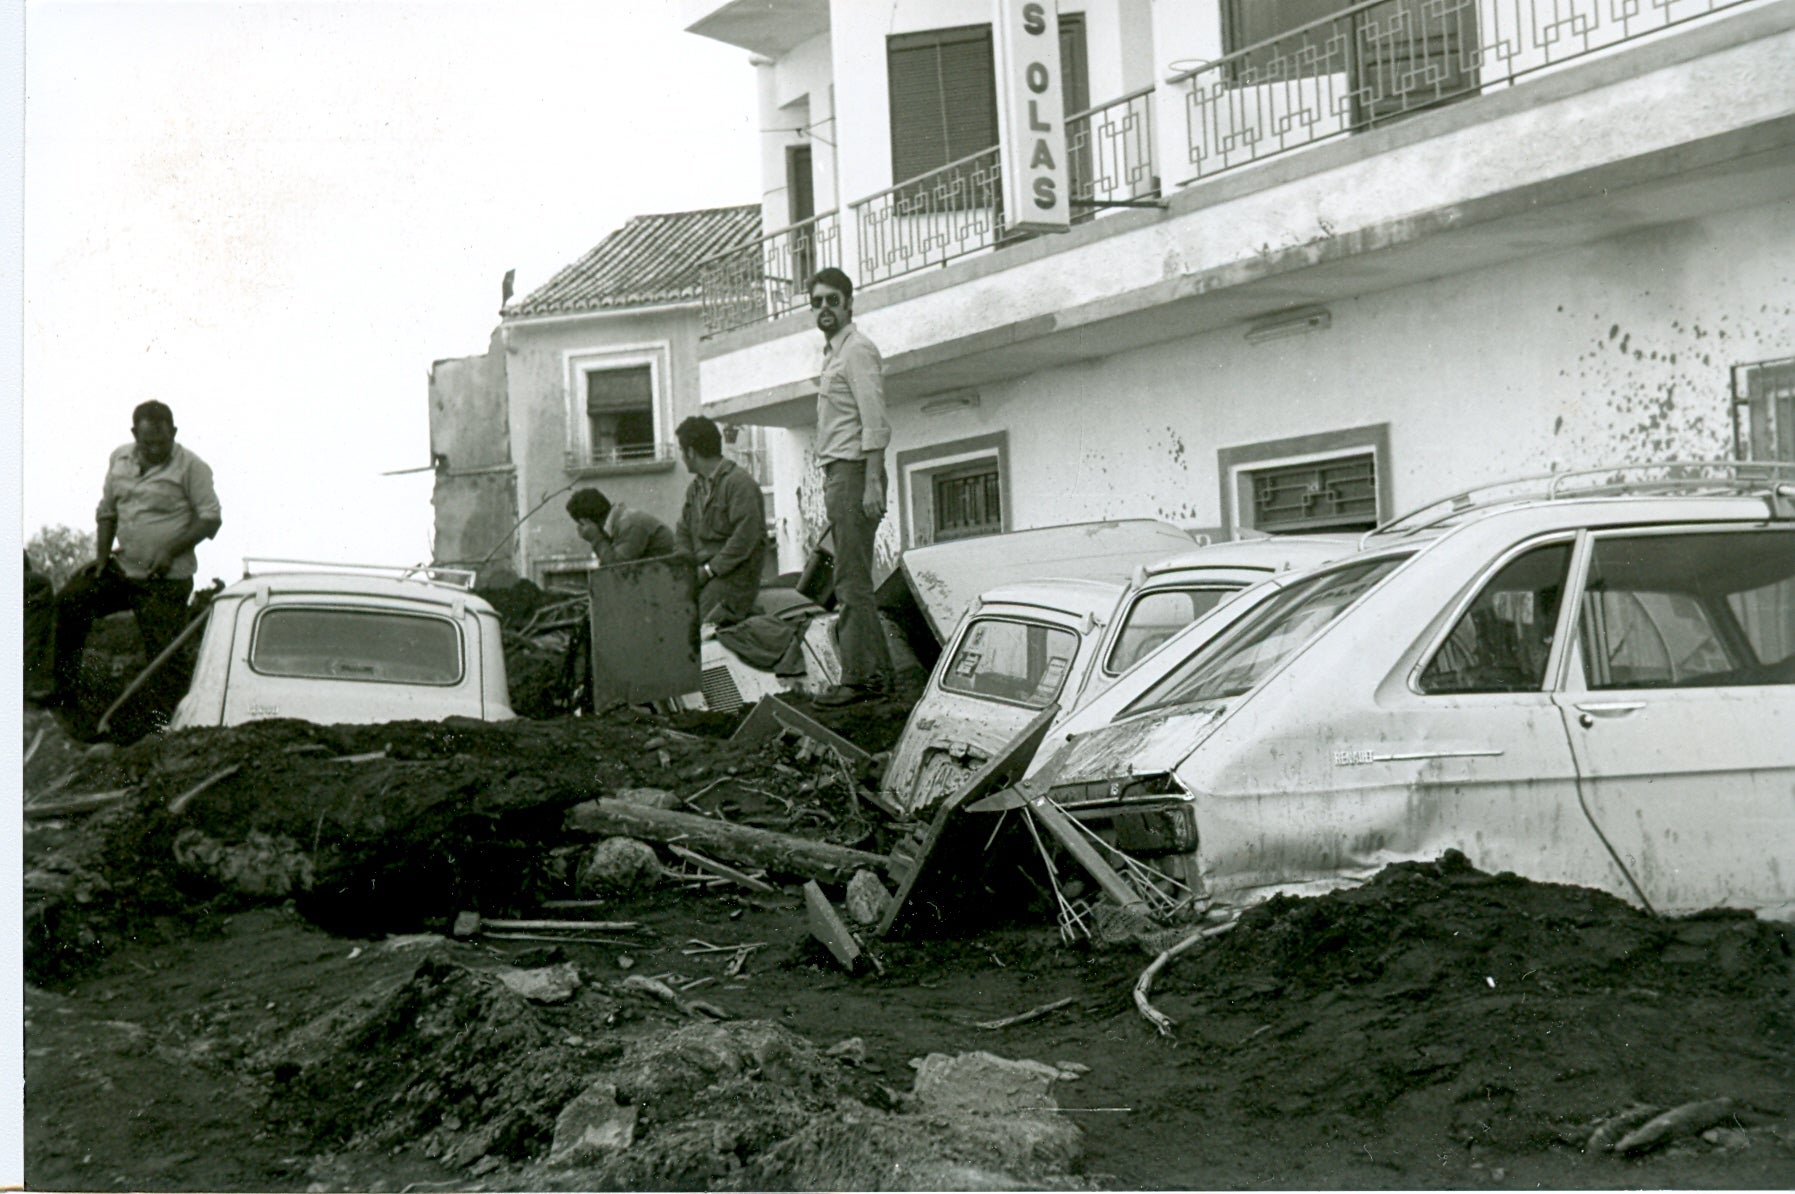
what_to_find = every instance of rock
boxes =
[826,1037,867,1064]
[497,961,582,1005]
[546,1081,638,1166]
[451,911,480,938]
[844,869,890,926]
[510,945,567,969]
[580,837,662,894]
[911,1051,1063,1116]
[613,787,679,810]
[171,828,315,898]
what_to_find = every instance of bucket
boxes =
[796,525,836,608]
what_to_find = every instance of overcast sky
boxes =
[20,0,761,576]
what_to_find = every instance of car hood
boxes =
[1027,702,1232,793]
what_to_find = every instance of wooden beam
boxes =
[565,798,890,885]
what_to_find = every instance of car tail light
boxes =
[1109,803,1198,855]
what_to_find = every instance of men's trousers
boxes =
[822,458,893,689]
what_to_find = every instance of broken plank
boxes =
[1021,788,1150,915]
[804,880,862,971]
[876,708,1057,939]
[479,918,642,933]
[565,797,890,885]
[24,788,134,819]
[732,695,903,819]
[168,764,242,816]
[667,843,778,894]
[971,996,1078,1030]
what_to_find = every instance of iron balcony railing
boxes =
[563,442,678,473]
[698,210,842,336]
[1175,0,1755,181]
[1067,85,1160,222]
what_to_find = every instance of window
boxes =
[586,366,655,464]
[940,617,1079,708]
[897,432,1009,548]
[1126,555,1409,714]
[251,608,463,685]
[565,346,671,475]
[1105,587,1239,675]
[888,25,999,184]
[1220,424,1390,537]
[1419,542,1572,694]
[1733,357,1795,463]
[1576,530,1795,689]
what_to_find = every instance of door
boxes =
[587,555,701,706]
[1552,525,1795,915]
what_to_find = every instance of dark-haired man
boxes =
[41,400,222,710]
[673,415,764,626]
[808,267,893,706]
[566,487,675,566]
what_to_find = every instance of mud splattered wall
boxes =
[873,199,1792,537]
[428,329,516,575]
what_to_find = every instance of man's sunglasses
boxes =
[809,292,845,310]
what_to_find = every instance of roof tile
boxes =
[506,205,761,318]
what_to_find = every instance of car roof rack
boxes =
[1365,460,1795,542]
[240,558,478,590]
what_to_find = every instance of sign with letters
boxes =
[995,0,1070,234]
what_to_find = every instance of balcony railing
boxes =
[564,441,678,473]
[698,210,841,336]
[1176,0,1754,181]
[853,144,1006,288]
[1067,86,1160,222]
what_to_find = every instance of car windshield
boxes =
[939,617,1080,709]
[251,607,464,685]
[1123,555,1409,714]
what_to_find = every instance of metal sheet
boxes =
[897,519,1194,641]
[587,556,700,705]
[1029,704,1230,792]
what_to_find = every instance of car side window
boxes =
[1576,529,1795,689]
[1105,587,1234,675]
[1419,542,1572,694]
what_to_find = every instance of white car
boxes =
[1017,464,1795,919]
[170,562,514,729]
[882,535,1357,814]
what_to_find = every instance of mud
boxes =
[21,704,1795,1190]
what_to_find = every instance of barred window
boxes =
[1733,357,1795,463]
[932,461,1002,542]
[1246,453,1378,533]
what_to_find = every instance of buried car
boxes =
[882,535,1358,814]
[1014,464,1795,920]
[170,561,514,729]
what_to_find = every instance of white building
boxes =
[683,0,1795,571]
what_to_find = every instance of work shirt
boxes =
[674,458,765,583]
[815,322,891,463]
[595,502,676,567]
[96,442,221,580]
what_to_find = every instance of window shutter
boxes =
[888,25,997,184]
[587,366,652,414]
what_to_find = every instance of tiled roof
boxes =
[505,205,762,318]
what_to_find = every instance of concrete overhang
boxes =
[684,0,828,57]
[698,3,1795,426]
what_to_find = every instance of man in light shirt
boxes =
[41,401,222,712]
[809,267,894,707]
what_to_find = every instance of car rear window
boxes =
[251,607,464,685]
[1124,555,1408,714]
[940,617,1079,708]
[1104,586,1238,675]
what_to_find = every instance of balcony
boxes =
[563,442,679,477]
[1176,0,1758,180]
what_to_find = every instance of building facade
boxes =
[430,206,775,586]
[683,0,1795,572]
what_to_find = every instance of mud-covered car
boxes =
[1020,464,1795,919]
[882,535,1356,814]
[170,562,514,729]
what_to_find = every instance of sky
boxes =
[19,0,762,577]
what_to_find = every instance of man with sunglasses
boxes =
[809,267,894,707]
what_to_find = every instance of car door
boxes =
[1550,524,1795,916]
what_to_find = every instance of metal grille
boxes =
[1249,453,1379,531]
[697,211,842,336]
[1067,87,1159,223]
[699,665,743,714]
[1176,0,1754,182]
[563,442,678,473]
[1734,357,1795,464]
[854,145,1006,287]
[933,464,1003,541]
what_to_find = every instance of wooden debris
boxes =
[1613,1098,1738,1157]
[620,973,730,1020]
[23,727,45,768]
[540,899,612,911]
[804,880,862,971]
[477,917,641,933]
[732,695,903,819]
[167,764,242,816]
[24,788,134,819]
[330,750,389,765]
[972,996,1078,1030]
[1134,917,1239,1036]
[1586,1104,1662,1153]
[667,843,778,893]
[482,932,642,947]
[565,797,890,884]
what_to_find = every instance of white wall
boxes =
[836,200,1792,551]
